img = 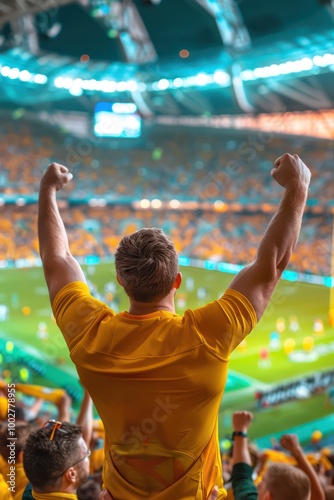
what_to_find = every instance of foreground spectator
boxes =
[230,411,325,500]
[22,421,90,499]
[38,154,310,498]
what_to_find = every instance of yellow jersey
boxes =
[53,282,256,500]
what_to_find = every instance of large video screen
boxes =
[94,102,142,138]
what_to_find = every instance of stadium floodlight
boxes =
[33,74,47,84]
[240,69,254,81]
[8,67,20,79]
[239,53,334,81]
[170,199,180,209]
[157,78,169,90]
[173,77,184,88]
[19,70,31,82]
[69,85,83,96]
[151,199,162,209]
[62,77,73,89]
[54,76,64,88]
[116,81,128,92]
[194,73,211,86]
[139,199,150,208]
[127,80,138,91]
[0,65,10,77]
[213,70,230,86]
[100,80,117,93]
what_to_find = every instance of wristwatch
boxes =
[232,431,248,440]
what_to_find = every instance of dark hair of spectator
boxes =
[23,422,82,489]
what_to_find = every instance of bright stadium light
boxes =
[127,80,138,91]
[173,77,184,88]
[100,80,117,93]
[170,199,180,209]
[62,77,73,89]
[157,78,169,90]
[140,199,150,208]
[34,74,47,84]
[194,73,211,86]
[239,53,334,81]
[69,85,83,96]
[213,70,230,86]
[0,66,10,77]
[151,198,162,209]
[19,70,31,82]
[8,67,20,79]
[54,76,64,88]
[115,81,128,92]
[240,69,255,80]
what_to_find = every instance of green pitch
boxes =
[0,263,333,444]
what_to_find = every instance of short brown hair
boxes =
[266,462,310,500]
[115,228,179,302]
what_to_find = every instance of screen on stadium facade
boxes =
[93,101,142,138]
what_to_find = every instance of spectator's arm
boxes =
[56,392,72,423]
[231,411,253,466]
[76,388,93,446]
[280,434,325,500]
[229,153,310,321]
[38,163,86,304]
[231,411,258,499]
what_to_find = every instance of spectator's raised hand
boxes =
[208,485,219,499]
[232,411,253,432]
[280,434,302,456]
[271,153,311,191]
[99,489,113,500]
[40,162,73,191]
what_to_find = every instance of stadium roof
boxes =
[0,0,334,116]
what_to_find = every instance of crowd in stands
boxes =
[0,205,331,276]
[0,118,333,207]
[0,379,334,499]
[0,117,332,276]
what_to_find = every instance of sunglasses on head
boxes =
[42,420,91,479]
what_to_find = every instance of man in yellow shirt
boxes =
[22,421,90,500]
[38,154,310,499]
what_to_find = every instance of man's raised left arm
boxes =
[38,162,86,304]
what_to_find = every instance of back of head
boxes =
[266,462,311,500]
[115,227,179,302]
[23,422,82,491]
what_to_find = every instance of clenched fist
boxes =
[40,162,73,191]
[271,153,311,191]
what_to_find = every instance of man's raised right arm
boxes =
[229,153,311,321]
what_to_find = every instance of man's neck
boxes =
[128,295,176,315]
